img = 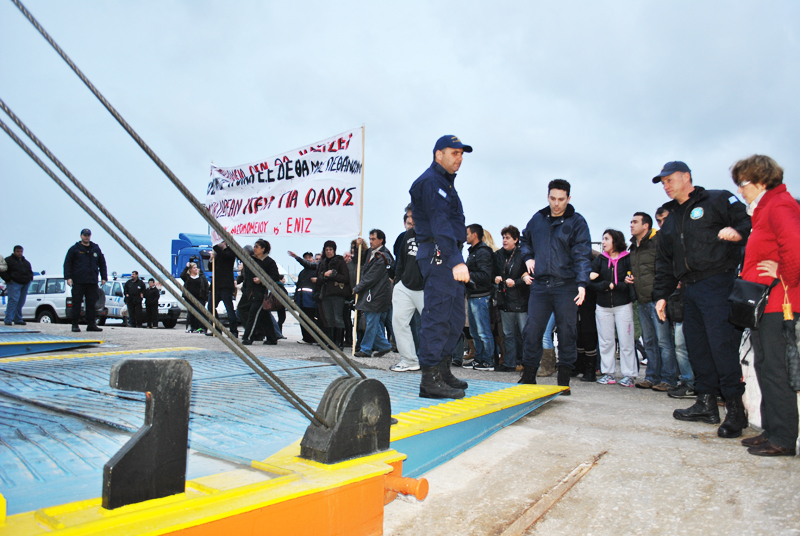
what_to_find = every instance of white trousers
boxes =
[391,281,424,367]
[595,303,637,377]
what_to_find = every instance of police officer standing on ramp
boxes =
[410,135,472,399]
[651,161,751,439]
[64,228,107,332]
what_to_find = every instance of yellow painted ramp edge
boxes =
[0,347,200,363]
[390,384,566,442]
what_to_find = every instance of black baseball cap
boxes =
[80,228,92,236]
[652,161,691,183]
[433,135,473,156]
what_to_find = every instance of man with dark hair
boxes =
[64,228,107,332]
[144,278,160,328]
[124,271,146,327]
[627,211,678,391]
[409,135,472,399]
[352,230,394,357]
[391,209,424,372]
[2,245,33,325]
[651,161,751,438]
[519,179,592,393]
[289,250,319,344]
[206,241,239,337]
[655,206,669,228]
[465,223,495,371]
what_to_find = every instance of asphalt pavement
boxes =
[15,319,800,536]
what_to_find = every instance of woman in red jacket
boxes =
[733,155,800,457]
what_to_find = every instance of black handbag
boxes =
[727,277,779,329]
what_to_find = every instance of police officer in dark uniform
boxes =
[64,228,107,332]
[123,271,146,327]
[651,161,751,439]
[409,135,472,399]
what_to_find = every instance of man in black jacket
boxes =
[465,224,496,371]
[519,179,592,393]
[206,241,239,337]
[391,210,424,372]
[651,161,751,438]
[123,271,146,327]
[2,245,33,325]
[289,251,319,344]
[64,229,107,332]
[144,278,160,328]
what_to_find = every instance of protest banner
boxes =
[205,127,364,243]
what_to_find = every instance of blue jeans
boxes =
[542,312,556,349]
[4,281,28,324]
[673,322,694,387]
[523,279,579,369]
[361,310,392,354]
[639,301,678,385]
[467,295,495,362]
[501,310,527,368]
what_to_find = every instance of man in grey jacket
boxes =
[353,229,395,357]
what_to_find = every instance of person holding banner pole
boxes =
[409,135,473,399]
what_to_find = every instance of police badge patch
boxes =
[690,207,704,220]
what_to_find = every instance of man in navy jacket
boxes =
[519,179,592,393]
[64,228,107,332]
[409,135,472,399]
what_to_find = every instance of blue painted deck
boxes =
[0,348,556,516]
[0,326,102,357]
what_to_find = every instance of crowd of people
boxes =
[3,140,798,458]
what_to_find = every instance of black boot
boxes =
[580,354,597,382]
[718,395,748,438]
[673,394,721,424]
[518,365,538,384]
[557,365,571,396]
[420,365,465,399]
[439,359,468,390]
[334,328,345,350]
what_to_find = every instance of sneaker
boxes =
[390,362,420,372]
[473,361,494,371]
[72,325,81,333]
[652,382,675,392]
[354,350,372,358]
[618,376,635,388]
[635,380,654,389]
[195,328,205,333]
[374,348,392,357]
[14,321,26,325]
[297,340,314,345]
[185,328,192,333]
[668,383,697,399]
[451,357,463,367]
[461,358,475,368]
[596,374,616,385]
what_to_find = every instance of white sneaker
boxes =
[390,362,420,372]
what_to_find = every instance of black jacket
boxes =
[144,286,160,306]
[180,267,210,302]
[589,252,635,308]
[520,204,592,286]
[465,241,494,298]
[316,254,351,298]
[241,255,280,298]
[209,244,237,290]
[653,186,750,301]
[395,229,423,291]
[353,247,395,313]
[493,246,529,312]
[2,254,33,285]
[293,257,318,308]
[64,241,108,284]
[124,278,146,303]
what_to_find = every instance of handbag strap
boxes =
[781,276,793,320]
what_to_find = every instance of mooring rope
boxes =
[9,0,367,382]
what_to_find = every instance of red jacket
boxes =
[741,184,800,314]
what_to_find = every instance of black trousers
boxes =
[146,303,159,328]
[299,306,318,342]
[243,293,277,343]
[752,312,799,450]
[207,287,237,334]
[128,299,143,327]
[71,282,97,325]
[683,271,745,399]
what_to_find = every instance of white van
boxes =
[0,274,107,324]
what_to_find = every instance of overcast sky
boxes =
[2,1,799,277]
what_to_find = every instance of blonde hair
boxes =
[483,230,500,252]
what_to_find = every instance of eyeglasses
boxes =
[737,180,751,188]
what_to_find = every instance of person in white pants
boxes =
[391,211,425,372]
[589,229,637,387]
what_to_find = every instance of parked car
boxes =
[102,275,182,328]
[0,274,107,324]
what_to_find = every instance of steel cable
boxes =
[10,0,367,380]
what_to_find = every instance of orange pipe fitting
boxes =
[384,475,429,501]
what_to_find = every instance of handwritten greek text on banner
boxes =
[206,128,362,243]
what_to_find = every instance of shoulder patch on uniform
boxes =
[690,207,704,220]
[728,195,739,204]
[438,188,447,198]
